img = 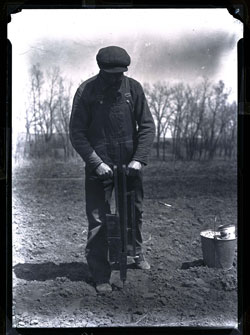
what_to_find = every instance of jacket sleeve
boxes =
[132,82,156,165]
[69,86,103,171]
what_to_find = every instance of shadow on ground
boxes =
[13,262,93,283]
[13,261,138,283]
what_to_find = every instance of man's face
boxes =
[100,71,124,87]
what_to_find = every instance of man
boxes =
[69,46,155,293]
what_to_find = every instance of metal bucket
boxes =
[200,229,237,270]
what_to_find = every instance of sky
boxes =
[8,8,243,139]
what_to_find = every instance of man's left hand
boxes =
[127,160,142,176]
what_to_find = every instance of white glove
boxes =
[127,160,142,176]
[96,163,113,180]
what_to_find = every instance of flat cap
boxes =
[96,46,131,73]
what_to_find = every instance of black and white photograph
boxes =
[9,7,242,328]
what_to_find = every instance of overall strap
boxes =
[123,77,134,112]
[124,76,131,96]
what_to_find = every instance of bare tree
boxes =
[170,83,187,160]
[39,66,61,143]
[204,80,229,159]
[181,85,198,160]
[161,117,171,160]
[25,63,45,157]
[218,101,237,159]
[54,77,73,159]
[181,80,210,160]
[144,82,172,159]
[160,91,174,161]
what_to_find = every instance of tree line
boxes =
[23,63,73,159]
[144,79,236,160]
[19,64,237,161]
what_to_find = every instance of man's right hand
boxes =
[95,163,113,180]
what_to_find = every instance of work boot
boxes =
[96,282,112,293]
[134,254,151,270]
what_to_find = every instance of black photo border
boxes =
[1,1,250,334]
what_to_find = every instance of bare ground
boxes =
[12,157,238,328]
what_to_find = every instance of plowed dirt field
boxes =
[12,157,238,329]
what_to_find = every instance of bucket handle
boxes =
[213,214,223,240]
[214,213,223,229]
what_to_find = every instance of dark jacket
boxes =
[69,73,155,172]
